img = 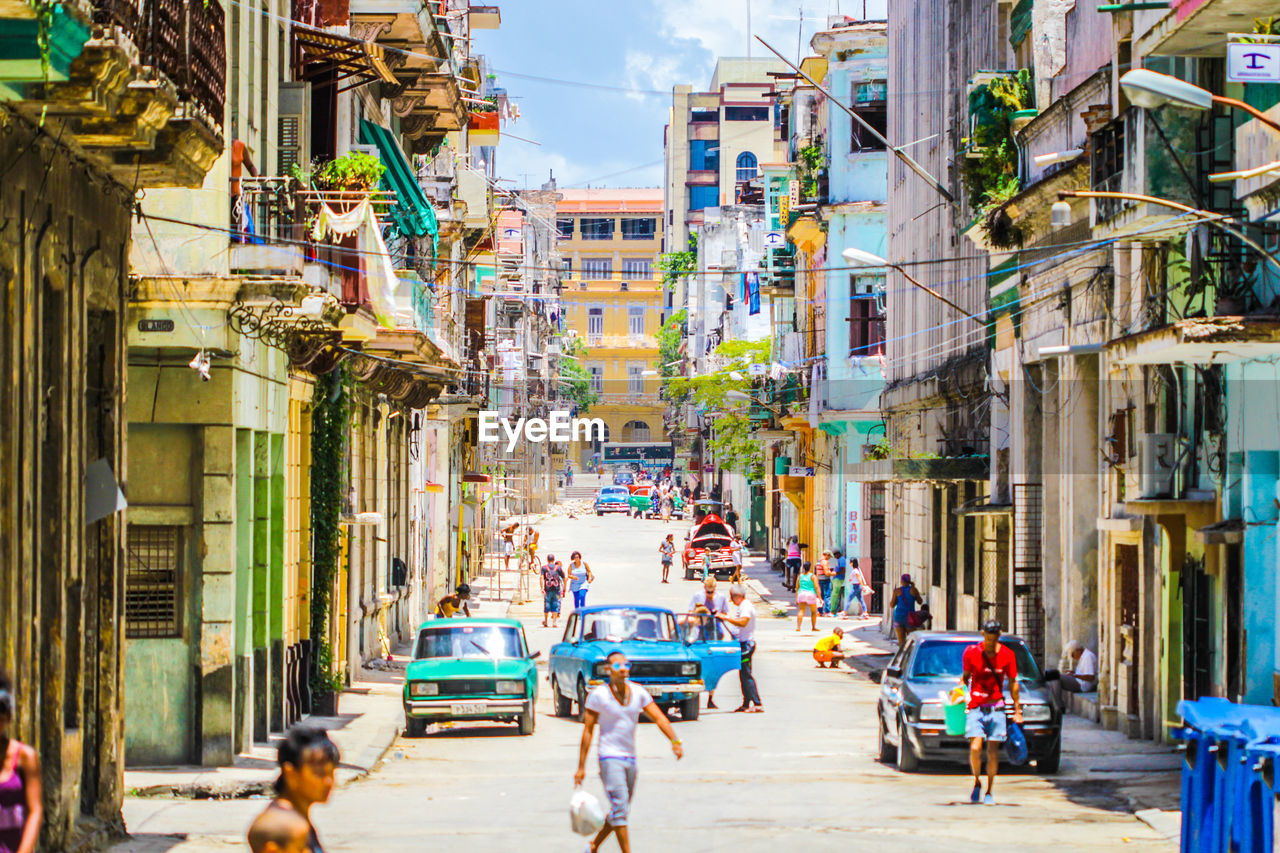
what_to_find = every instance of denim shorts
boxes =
[965,705,1008,742]
[543,588,561,613]
[598,757,637,825]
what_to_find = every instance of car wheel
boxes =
[597,511,603,516]
[406,717,426,738]
[1036,739,1062,774]
[552,679,573,717]
[576,678,589,722]
[518,701,535,735]
[877,714,896,764]
[895,715,919,772]
[680,696,700,721]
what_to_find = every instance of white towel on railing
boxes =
[310,198,398,328]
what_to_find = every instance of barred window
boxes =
[126,525,182,638]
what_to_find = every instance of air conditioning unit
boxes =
[1139,433,1178,499]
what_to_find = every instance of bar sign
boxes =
[1228,42,1280,83]
[138,318,175,332]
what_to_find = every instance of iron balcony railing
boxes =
[92,0,227,125]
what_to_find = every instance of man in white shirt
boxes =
[716,584,763,713]
[686,577,728,709]
[574,651,684,853]
[1049,641,1098,710]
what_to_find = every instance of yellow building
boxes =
[557,189,666,469]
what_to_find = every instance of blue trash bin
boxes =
[1177,698,1280,853]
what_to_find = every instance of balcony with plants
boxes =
[958,69,1035,251]
[1,0,226,187]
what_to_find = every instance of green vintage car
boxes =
[403,618,539,736]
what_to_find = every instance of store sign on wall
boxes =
[1228,40,1280,82]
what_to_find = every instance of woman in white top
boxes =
[567,551,594,610]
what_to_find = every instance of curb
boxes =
[340,721,401,786]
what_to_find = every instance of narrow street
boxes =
[116,510,1179,852]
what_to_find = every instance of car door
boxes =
[549,614,579,690]
[880,639,912,741]
[683,613,741,690]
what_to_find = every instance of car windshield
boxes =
[581,608,676,642]
[601,487,629,497]
[908,640,1042,682]
[415,625,524,659]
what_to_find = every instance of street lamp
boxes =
[1119,69,1280,134]
[841,247,983,322]
[1054,190,1280,275]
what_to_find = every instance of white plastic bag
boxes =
[569,787,606,836]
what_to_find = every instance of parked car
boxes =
[682,513,740,580]
[594,485,632,515]
[548,605,739,721]
[629,485,659,517]
[612,470,635,486]
[873,631,1061,773]
[403,618,540,737]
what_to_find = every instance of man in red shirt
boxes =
[961,619,1023,805]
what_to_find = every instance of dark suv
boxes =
[874,631,1061,773]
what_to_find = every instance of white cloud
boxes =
[651,0,831,79]
[624,50,686,102]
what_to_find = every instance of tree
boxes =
[558,335,597,414]
[667,339,771,480]
[656,232,697,292]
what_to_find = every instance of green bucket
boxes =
[944,701,968,736]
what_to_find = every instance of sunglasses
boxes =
[609,661,631,672]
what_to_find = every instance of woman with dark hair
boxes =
[250,725,340,853]
[566,551,594,610]
[435,583,472,619]
[0,672,42,853]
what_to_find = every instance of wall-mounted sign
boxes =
[788,465,815,477]
[1228,41,1280,82]
[763,231,785,249]
[788,179,800,206]
[748,362,768,377]
[138,318,175,333]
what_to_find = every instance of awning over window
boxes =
[358,119,439,250]
[293,26,396,93]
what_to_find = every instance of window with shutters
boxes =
[620,218,656,240]
[580,218,615,240]
[588,364,604,393]
[588,308,604,344]
[125,525,182,638]
[557,217,574,239]
[622,258,652,280]
[581,258,612,280]
[628,306,645,337]
[849,296,885,356]
[277,82,310,178]
[628,365,645,394]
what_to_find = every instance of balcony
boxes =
[349,0,467,153]
[1,0,226,187]
[1137,0,1279,58]
[1088,107,1200,240]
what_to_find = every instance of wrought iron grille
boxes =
[1090,117,1127,223]
[1012,484,1044,664]
[125,525,181,638]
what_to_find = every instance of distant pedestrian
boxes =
[435,583,472,618]
[795,562,820,631]
[255,725,339,853]
[0,672,42,853]
[1047,641,1097,709]
[815,550,833,615]
[567,551,594,610]
[658,535,675,583]
[784,535,802,590]
[565,463,574,487]
[729,537,743,583]
[891,573,923,646]
[541,554,566,628]
[844,558,869,617]
[686,577,728,709]
[813,627,846,668]
[829,550,846,619]
[717,585,763,712]
[724,504,739,531]
[574,651,684,853]
[500,521,519,571]
[962,620,1023,806]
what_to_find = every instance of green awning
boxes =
[1009,0,1033,47]
[358,119,438,252]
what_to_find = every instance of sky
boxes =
[471,1,888,190]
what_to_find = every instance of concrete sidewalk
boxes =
[122,647,409,802]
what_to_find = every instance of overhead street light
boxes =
[1119,69,1280,134]
[1054,190,1280,275]
[841,247,983,322]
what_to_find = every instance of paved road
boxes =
[117,512,1177,852]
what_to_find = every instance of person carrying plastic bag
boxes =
[573,650,684,852]
[960,619,1023,806]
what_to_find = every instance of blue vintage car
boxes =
[594,485,632,515]
[548,604,740,721]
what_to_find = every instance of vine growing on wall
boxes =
[309,367,348,697]
[961,69,1034,247]
[657,232,697,292]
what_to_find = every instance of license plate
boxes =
[450,703,486,715]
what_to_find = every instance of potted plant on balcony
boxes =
[313,151,385,192]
